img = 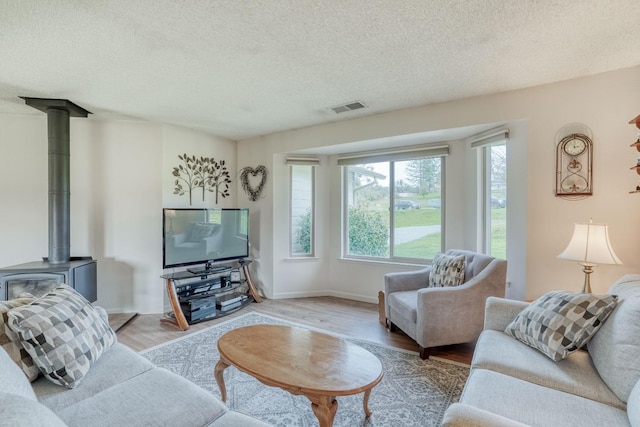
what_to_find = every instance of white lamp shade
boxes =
[557,222,622,266]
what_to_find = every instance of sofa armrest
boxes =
[442,403,530,427]
[384,267,430,294]
[483,297,529,331]
[384,267,430,321]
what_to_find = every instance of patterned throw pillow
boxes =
[0,294,39,381]
[7,285,117,388]
[428,253,466,287]
[505,291,618,361]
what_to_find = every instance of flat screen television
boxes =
[162,208,249,270]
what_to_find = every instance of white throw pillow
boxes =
[7,285,117,388]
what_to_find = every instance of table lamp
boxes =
[557,220,622,293]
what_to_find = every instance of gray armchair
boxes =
[384,249,507,359]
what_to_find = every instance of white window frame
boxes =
[469,128,509,257]
[338,144,448,263]
[287,158,319,257]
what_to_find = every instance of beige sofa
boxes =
[0,284,270,426]
[0,341,271,427]
[442,274,640,426]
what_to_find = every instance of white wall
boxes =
[238,65,640,302]
[226,135,275,299]
[0,115,236,314]
[0,115,49,266]
[72,120,164,313]
[162,124,237,209]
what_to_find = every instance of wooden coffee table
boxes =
[214,324,383,427]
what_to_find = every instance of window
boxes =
[485,144,507,258]
[289,162,316,256]
[471,128,508,259]
[339,145,447,262]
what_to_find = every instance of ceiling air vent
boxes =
[331,101,366,114]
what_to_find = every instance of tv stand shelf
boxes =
[161,259,261,331]
[187,265,233,276]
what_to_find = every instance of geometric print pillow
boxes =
[428,253,466,287]
[505,291,618,362]
[6,285,117,389]
[0,294,40,382]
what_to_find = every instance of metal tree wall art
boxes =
[239,165,268,201]
[172,154,231,205]
[206,157,232,203]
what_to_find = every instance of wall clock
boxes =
[555,133,593,197]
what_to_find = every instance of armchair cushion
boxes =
[428,252,465,287]
[504,291,618,361]
[389,291,419,324]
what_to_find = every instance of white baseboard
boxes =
[271,290,378,304]
[325,290,378,304]
[271,290,328,299]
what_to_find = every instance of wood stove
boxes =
[0,258,96,301]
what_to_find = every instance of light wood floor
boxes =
[110,296,474,365]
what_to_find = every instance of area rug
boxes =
[141,312,468,426]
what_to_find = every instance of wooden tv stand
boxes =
[161,259,261,331]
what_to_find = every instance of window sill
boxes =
[284,256,320,262]
[338,257,428,268]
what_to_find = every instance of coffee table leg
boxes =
[363,388,372,417]
[214,359,230,402]
[310,395,338,427]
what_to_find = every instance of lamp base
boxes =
[580,264,595,293]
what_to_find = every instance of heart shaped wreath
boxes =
[239,165,268,201]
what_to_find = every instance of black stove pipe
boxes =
[20,97,91,264]
[47,108,71,263]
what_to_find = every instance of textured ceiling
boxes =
[2,0,640,140]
